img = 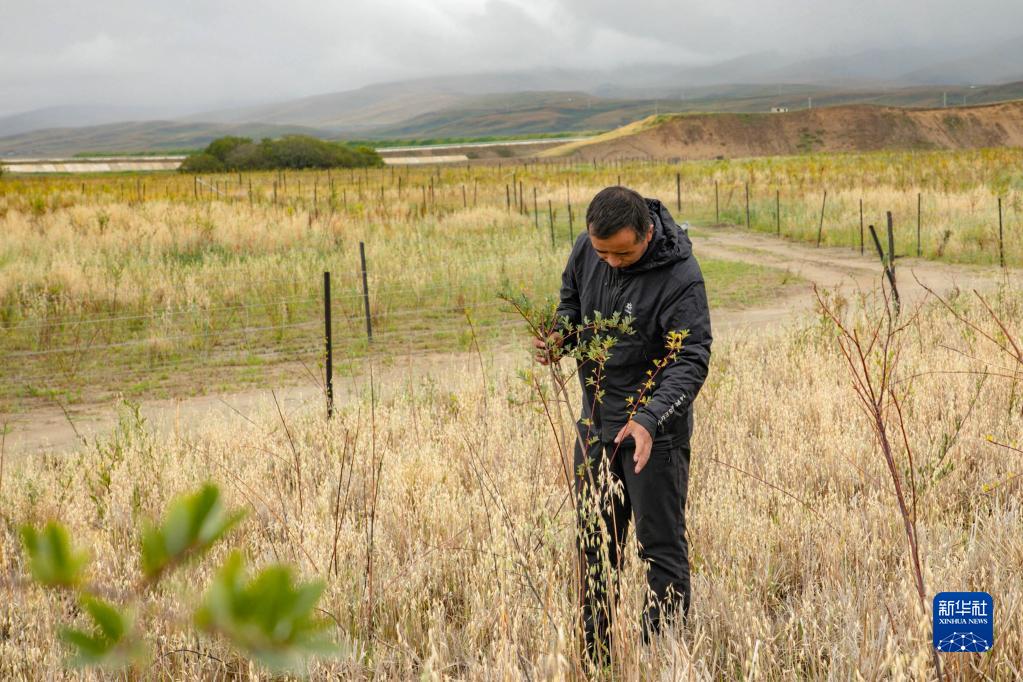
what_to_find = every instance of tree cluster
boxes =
[180,135,383,173]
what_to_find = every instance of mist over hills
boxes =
[2,36,1022,157]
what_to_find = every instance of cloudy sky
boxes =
[2,0,1021,116]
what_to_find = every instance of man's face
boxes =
[588,224,653,269]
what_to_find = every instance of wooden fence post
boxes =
[745,182,751,229]
[776,189,781,236]
[917,192,922,257]
[998,196,1005,268]
[815,190,828,247]
[715,181,720,224]
[859,198,864,255]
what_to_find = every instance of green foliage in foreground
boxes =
[20,484,339,674]
[21,522,89,589]
[180,134,383,173]
[196,552,335,672]
[59,595,145,669]
[140,483,245,582]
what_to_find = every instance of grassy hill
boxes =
[0,121,333,158]
[5,82,1023,158]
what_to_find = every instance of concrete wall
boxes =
[2,156,186,174]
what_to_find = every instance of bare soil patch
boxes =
[544,101,1023,161]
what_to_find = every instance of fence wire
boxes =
[0,284,529,410]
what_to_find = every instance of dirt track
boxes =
[703,226,1013,329]
[4,226,1016,458]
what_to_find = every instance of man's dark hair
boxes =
[586,186,650,241]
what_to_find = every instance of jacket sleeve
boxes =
[553,235,585,347]
[632,271,712,436]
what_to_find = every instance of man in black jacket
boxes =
[533,185,712,663]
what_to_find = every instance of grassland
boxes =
[1,280,1020,678]
[2,147,1021,414]
[0,164,807,414]
[1,147,1022,678]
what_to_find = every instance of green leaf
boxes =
[196,551,338,673]
[58,595,146,669]
[140,526,168,580]
[141,483,245,580]
[20,522,88,588]
[60,628,108,659]
[82,595,125,640]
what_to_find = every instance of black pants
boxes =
[574,424,691,662]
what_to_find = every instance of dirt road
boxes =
[4,226,1015,458]
[702,226,1013,329]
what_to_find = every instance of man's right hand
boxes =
[532,331,564,366]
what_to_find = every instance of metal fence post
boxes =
[869,221,900,315]
[324,271,334,419]
[359,242,372,342]
[887,211,896,270]
[886,211,900,314]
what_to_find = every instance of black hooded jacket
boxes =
[555,198,712,447]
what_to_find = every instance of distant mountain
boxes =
[185,82,468,131]
[0,105,171,138]
[6,36,1023,157]
[0,120,332,158]
[367,91,674,138]
[900,36,1023,85]
[156,40,1023,134]
[185,61,794,131]
[364,82,1023,140]
[755,47,952,86]
[5,80,1023,157]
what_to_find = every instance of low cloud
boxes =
[1,0,1020,116]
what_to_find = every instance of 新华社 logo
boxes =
[933,592,993,653]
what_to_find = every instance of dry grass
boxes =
[2,151,1021,677]
[0,180,796,412]
[2,281,1020,679]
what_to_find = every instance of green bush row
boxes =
[180,135,383,173]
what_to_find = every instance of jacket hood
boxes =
[622,198,692,274]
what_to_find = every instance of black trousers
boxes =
[574,423,692,662]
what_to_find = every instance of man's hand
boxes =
[532,330,564,366]
[614,420,653,474]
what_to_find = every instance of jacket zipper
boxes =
[608,266,627,315]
